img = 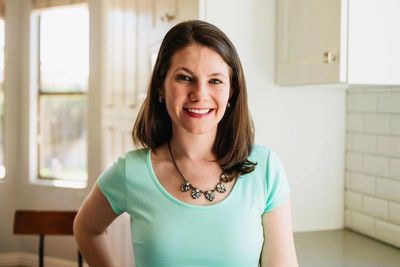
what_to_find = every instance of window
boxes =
[33,4,89,182]
[0,18,4,179]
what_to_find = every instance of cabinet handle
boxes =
[160,13,175,22]
[323,52,336,63]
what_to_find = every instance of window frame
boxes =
[29,3,89,187]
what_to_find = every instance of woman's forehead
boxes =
[169,44,230,75]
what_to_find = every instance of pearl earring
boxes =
[158,96,163,103]
[227,102,231,108]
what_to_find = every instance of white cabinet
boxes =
[276,0,400,86]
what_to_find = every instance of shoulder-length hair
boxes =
[133,20,256,175]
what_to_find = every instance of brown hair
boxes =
[132,20,256,175]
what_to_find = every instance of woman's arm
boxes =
[260,197,298,267]
[73,184,120,267]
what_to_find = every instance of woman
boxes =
[74,20,298,267]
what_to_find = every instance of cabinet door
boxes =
[348,0,400,85]
[276,0,344,85]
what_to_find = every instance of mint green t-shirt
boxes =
[97,145,290,267]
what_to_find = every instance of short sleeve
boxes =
[96,156,127,214]
[263,150,291,213]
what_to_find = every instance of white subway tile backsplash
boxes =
[348,88,370,93]
[390,115,400,135]
[345,190,363,211]
[347,113,364,132]
[363,155,389,177]
[388,202,400,224]
[378,93,400,113]
[376,136,400,158]
[389,159,400,180]
[347,94,378,112]
[362,87,396,93]
[347,172,375,195]
[362,195,388,220]
[346,152,363,172]
[364,114,390,134]
[376,178,400,202]
[346,88,400,248]
[375,220,400,247]
[346,210,375,236]
[352,134,376,153]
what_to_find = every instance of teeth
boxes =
[187,108,210,114]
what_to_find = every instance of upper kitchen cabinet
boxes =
[276,0,400,86]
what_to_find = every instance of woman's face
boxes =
[163,43,231,137]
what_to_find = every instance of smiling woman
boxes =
[74,20,298,267]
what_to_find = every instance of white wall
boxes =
[205,0,345,232]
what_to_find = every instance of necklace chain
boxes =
[167,141,232,202]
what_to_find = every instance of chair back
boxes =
[14,210,77,235]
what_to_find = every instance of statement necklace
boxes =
[167,141,232,202]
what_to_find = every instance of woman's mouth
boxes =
[183,108,214,117]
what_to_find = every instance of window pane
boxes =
[0,19,5,179]
[40,6,89,93]
[39,95,87,181]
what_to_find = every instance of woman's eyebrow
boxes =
[209,72,227,78]
[176,67,227,78]
[175,67,194,74]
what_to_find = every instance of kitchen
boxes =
[0,0,399,266]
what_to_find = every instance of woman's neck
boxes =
[169,132,217,162]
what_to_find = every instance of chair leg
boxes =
[39,234,44,267]
[78,250,83,267]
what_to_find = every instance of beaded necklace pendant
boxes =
[168,141,233,202]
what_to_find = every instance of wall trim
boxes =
[0,253,19,266]
[0,252,88,267]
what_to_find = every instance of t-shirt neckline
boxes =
[146,148,240,210]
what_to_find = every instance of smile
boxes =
[186,108,212,114]
[183,108,214,118]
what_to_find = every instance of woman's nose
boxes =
[189,80,209,101]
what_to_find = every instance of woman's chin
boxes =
[177,125,218,137]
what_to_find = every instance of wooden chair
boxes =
[13,210,83,267]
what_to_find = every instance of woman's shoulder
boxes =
[249,144,272,159]
[249,144,284,165]
[105,147,150,170]
[125,147,150,159]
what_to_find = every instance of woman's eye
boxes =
[177,75,192,81]
[210,79,222,85]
